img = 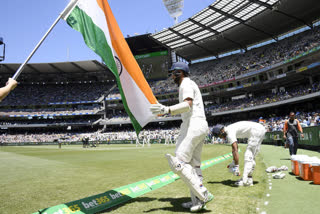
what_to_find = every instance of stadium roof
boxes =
[0,60,114,83]
[150,0,320,61]
[0,35,168,83]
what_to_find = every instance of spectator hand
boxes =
[6,78,18,91]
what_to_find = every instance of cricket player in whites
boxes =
[150,62,213,212]
[211,121,266,186]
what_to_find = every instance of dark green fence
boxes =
[264,126,320,147]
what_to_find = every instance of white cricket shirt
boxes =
[224,121,266,144]
[179,77,206,122]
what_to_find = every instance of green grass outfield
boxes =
[259,145,320,214]
[0,143,319,214]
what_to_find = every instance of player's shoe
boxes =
[235,178,253,186]
[235,178,244,186]
[181,201,193,209]
[190,203,207,212]
[188,192,213,212]
[204,191,214,203]
[247,177,254,186]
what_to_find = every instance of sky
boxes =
[1,0,215,64]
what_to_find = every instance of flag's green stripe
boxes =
[66,6,117,77]
[66,6,142,134]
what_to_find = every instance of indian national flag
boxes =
[63,0,157,134]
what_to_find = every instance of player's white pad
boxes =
[248,160,256,177]
[243,146,256,181]
[165,154,209,202]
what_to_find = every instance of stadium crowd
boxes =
[1,26,320,144]
[263,111,320,132]
[1,109,320,143]
[0,26,319,107]
[150,25,320,94]
[0,117,96,126]
[0,83,112,106]
[191,25,320,85]
[0,105,101,116]
[0,128,179,144]
[206,81,320,114]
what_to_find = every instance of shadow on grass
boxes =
[280,158,291,160]
[208,179,259,187]
[97,196,212,213]
[143,197,211,213]
[96,197,157,213]
[208,179,234,187]
[295,176,304,181]
[309,182,320,185]
[289,172,296,176]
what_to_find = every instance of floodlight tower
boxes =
[162,0,184,63]
[162,0,184,25]
[0,37,5,62]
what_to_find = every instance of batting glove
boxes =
[227,161,240,176]
[232,165,240,176]
[227,161,235,171]
[150,103,169,115]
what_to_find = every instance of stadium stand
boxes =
[1,0,320,147]
[149,25,320,94]
[0,82,112,106]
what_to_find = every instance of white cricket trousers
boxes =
[243,127,266,181]
[175,118,209,167]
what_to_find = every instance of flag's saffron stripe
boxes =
[66,0,158,134]
[96,0,157,104]
[66,5,142,132]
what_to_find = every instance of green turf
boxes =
[3,143,317,214]
[258,145,320,214]
[0,144,266,214]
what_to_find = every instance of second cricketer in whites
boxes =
[150,62,213,212]
[211,121,266,186]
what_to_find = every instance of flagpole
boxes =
[12,0,79,80]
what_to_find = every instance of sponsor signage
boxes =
[134,51,168,60]
[33,151,236,214]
